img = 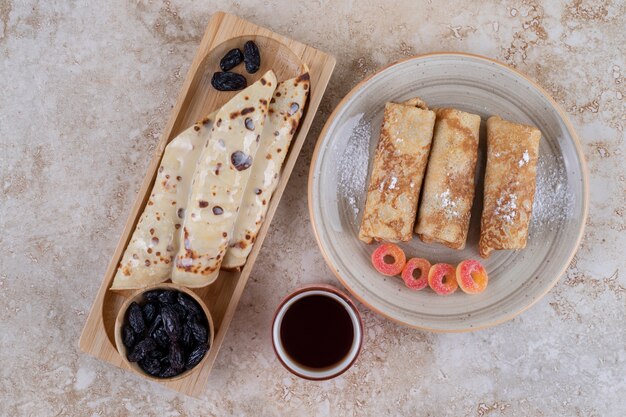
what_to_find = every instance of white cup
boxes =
[271,284,363,380]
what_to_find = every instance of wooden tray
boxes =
[79,11,335,397]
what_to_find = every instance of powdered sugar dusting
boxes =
[530,153,574,233]
[494,193,518,223]
[338,116,372,221]
[439,189,460,217]
[518,150,530,167]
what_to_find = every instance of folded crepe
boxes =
[111,112,217,290]
[172,70,277,287]
[221,69,310,270]
[479,116,541,258]
[358,98,436,243]
[415,108,481,249]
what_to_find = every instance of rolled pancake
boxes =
[111,111,217,290]
[221,70,310,270]
[479,116,541,258]
[358,98,436,243]
[172,70,277,287]
[415,108,481,249]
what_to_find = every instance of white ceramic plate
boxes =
[308,53,588,332]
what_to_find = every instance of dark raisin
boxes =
[122,325,136,349]
[142,302,158,324]
[219,48,244,71]
[159,367,181,378]
[147,313,162,336]
[127,337,156,362]
[158,290,177,305]
[186,344,209,369]
[127,302,145,334]
[172,303,187,320]
[188,316,208,344]
[153,327,170,349]
[139,356,162,376]
[143,290,161,302]
[243,41,260,74]
[177,293,203,317]
[161,305,182,342]
[148,349,166,360]
[211,72,247,91]
[182,322,194,349]
[231,151,252,171]
[169,342,185,372]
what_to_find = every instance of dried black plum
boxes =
[243,41,260,74]
[125,288,212,377]
[177,293,203,316]
[172,303,187,320]
[122,325,136,349]
[153,327,170,349]
[127,302,145,334]
[169,342,185,372]
[158,290,177,305]
[142,302,158,323]
[231,151,252,171]
[189,317,208,344]
[186,344,209,369]
[147,313,162,336]
[143,290,161,302]
[219,48,244,71]
[161,305,182,342]
[148,349,166,360]
[139,356,161,377]
[127,337,156,362]
[159,367,181,378]
[182,322,194,349]
[211,72,247,91]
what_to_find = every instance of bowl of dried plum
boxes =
[114,283,214,380]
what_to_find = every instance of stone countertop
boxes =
[1,1,624,416]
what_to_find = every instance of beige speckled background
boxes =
[1,1,625,416]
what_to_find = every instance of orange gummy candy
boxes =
[401,258,431,291]
[456,260,488,294]
[371,243,406,276]
[428,263,458,295]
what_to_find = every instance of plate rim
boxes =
[307,51,589,332]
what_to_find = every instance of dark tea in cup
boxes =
[272,285,363,380]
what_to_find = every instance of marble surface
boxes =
[1,0,624,415]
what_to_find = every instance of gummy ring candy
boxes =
[456,259,488,294]
[427,263,458,295]
[371,243,406,276]
[401,258,431,291]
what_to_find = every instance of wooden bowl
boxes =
[114,283,215,382]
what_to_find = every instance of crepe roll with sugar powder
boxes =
[479,116,541,258]
[415,108,481,249]
[358,98,436,243]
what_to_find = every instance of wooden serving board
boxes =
[79,11,335,397]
